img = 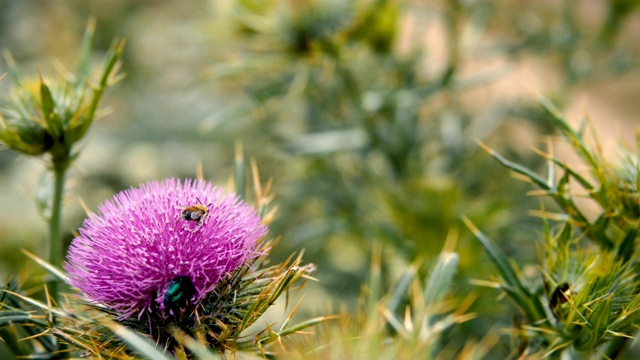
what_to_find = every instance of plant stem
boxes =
[602,337,628,360]
[48,165,66,303]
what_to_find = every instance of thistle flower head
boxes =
[65,178,267,319]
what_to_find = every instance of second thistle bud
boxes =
[0,25,122,169]
[0,82,53,155]
[0,76,73,161]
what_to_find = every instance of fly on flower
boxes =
[176,197,212,230]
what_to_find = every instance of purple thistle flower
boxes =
[65,178,267,319]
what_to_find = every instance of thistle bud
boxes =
[0,90,53,155]
[0,26,122,169]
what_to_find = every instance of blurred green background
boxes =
[1,0,639,356]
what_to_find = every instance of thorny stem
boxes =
[48,164,66,303]
[49,163,71,358]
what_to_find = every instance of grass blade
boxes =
[21,249,67,281]
[103,320,173,360]
[424,252,459,307]
[462,216,547,323]
[476,139,549,190]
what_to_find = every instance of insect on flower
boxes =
[176,197,212,229]
[163,276,196,316]
[65,178,267,320]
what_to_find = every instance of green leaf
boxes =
[0,276,19,304]
[476,139,550,190]
[387,261,419,314]
[575,295,613,350]
[366,243,383,322]
[1,290,66,318]
[424,252,459,307]
[0,310,48,328]
[0,326,33,357]
[39,79,59,139]
[275,315,336,339]
[76,18,96,84]
[592,213,610,242]
[81,38,124,142]
[2,51,23,86]
[234,142,246,200]
[245,315,336,350]
[103,320,174,360]
[616,227,637,264]
[556,221,573,248]
[546,156,595,191]
[462,216,547,324]
[22,249,68,281]
[538,96,599,171]
[171,328,222,360]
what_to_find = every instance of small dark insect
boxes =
[549,282,571,309]
[549,282,571,319]
[164,276,196,316]
[176,197,212,229]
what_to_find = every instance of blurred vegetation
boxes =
[467,99,640,358]
[1,0,640,358]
